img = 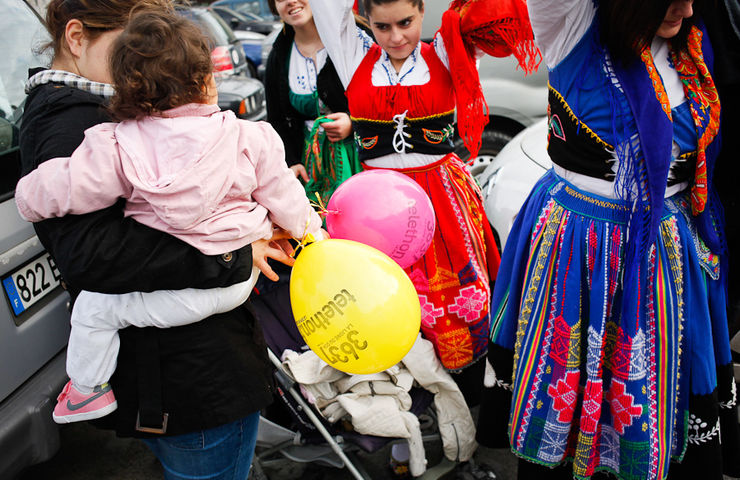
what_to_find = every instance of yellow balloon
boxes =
[290,239,421,375]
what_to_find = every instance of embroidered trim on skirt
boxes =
[487,170,739,480]
[364,153,501,370]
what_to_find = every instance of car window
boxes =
[180,8,233,47]
[213,0,277,21]
[0,1,49,200]
[215,6,251,24]
[242,12,263,22]
[233,3,260,17]
[0,3,45,120]
[209,8,240,42]
[219,10,241,25]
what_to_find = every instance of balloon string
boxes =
[294,193,337,258]
[292,216,315,258]
[310,192,339,217]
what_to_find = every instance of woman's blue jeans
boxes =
[142,412,260,480]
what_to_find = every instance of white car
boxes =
[477,117,549,250]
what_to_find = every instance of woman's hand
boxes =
[322,112,353,142]
[290,164,309,182]
[252,228,296,281]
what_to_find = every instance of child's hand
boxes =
[290,164,309,182]
[252,229,295,281]
[322,112,352,142]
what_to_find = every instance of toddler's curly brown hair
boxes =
[109,9,214,120]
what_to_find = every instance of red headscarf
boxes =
[439,0,541,158]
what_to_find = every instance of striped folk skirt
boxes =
[485,170,739,480]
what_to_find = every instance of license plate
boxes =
[2,253,61,316]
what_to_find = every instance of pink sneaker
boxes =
[52,380,118,424]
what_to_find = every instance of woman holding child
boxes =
[19,1,307,478]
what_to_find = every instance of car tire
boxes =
[246,60,258,78]
[455,128,514,178]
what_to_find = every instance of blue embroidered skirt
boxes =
[487,170,738,480]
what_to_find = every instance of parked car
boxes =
[178,6,267,120]
[211,0,278,21]
[0,2,72,478]
[212,5,280,35]
[232,29,267,77]
[211,5,281,76]
[257,26,281,81]
[216,74,266,121]
[180,5,250,77]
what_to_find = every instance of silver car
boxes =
[0,2,72,478]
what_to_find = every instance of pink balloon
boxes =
[326,170,435,269]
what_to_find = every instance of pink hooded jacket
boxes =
[15,103,322,255]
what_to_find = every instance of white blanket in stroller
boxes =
[281,334,478,477]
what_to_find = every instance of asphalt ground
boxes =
[20,420,519,480]
[19,412,739,480]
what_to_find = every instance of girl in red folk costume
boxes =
[308,0,538,398]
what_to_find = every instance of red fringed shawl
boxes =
[439,0,541,158]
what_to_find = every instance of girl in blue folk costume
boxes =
[306,0,538,387]
[478,0,740,479]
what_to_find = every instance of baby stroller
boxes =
[248,263,474,480]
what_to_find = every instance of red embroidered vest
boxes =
[346,43,456,160]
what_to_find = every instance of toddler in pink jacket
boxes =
[15,12,323,424]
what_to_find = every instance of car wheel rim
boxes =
[467,154,498,177]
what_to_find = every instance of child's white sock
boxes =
[72,382,94,394]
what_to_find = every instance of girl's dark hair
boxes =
[598,0,695,64]
[362,0,423,15]
[266,0,278,15]
[43,0,173,58]
[108,10,213,120]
